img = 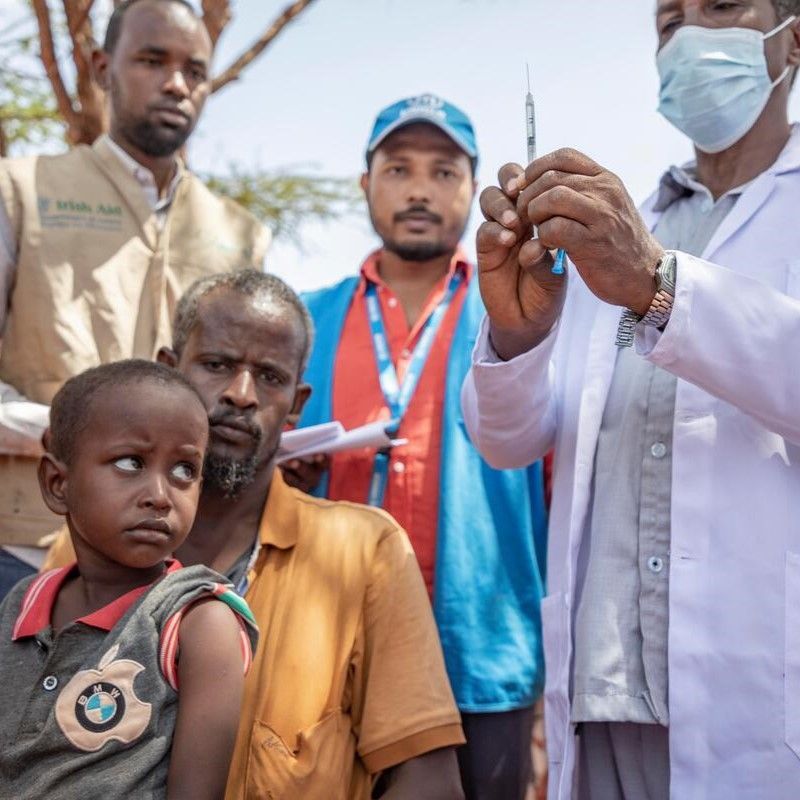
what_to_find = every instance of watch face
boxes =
[658,252,677,294]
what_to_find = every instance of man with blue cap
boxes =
[285,94,548,800]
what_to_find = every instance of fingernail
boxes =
[501,210,517,227]
[500,230,516,245]
[506,179,518,193]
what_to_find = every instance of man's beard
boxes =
[382,238,450,262]
[204,412,271,498]
[203,451,259,498]
[118,115,191,158]
[111,82,192,157]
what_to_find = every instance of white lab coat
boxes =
[461,125,800,800]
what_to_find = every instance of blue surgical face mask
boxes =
[657,16,796,153]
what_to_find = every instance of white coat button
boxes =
[387,297,398,308]
[650,442,667,459]
[647,556,664,574]
[42,675,58,691]
[392,461,405,474]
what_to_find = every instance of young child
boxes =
[0,360,258,800]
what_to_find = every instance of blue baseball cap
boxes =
[366,93,478,167]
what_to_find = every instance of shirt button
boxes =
[400,348,411,359]
[392,461,405,474]
[647,556,664,574]
[42,675,58,691]
[387,297,398,308]
[650,441,667,459]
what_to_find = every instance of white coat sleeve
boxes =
[461,314,559,469]
[638,251,800,445]
[0,190,49,449]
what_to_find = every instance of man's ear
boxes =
[92,47,111,91]
[157,346,179,367]
[359,172,369,196]
[38,454,69,517]
[285,383,311,427]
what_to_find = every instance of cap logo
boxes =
[400,94,446,122]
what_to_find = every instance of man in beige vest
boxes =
[0,0,269,596]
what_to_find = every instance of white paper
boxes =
[277,420,403,463]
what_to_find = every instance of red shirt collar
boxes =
[12,559,182,640]
[357,248,472,294]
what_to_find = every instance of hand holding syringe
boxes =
[526,64,566,276]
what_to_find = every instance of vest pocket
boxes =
[243,710,356,800]
[785,552,800,760]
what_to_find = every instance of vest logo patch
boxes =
[38,196,124,231]
[55,645,152,752]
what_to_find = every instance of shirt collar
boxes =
[357,248,472,295]
[12,559,182,640]
[653,163,753,212]
[654,122,800,212]
[100,134,184,208]
[257,469,300,550]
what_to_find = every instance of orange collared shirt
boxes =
[227,472,464,800]
[328,250,471,596]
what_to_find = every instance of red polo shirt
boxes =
[12,559,183,639]
[327,250,471,596]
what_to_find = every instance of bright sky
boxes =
[4,0,800,291]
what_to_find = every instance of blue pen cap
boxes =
[366,94,478,168]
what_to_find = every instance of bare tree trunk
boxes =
[26,0,320,148]
[202,0,232,46]
[63,0,106,145]
[30,0,81,139]
[0,119,8,158]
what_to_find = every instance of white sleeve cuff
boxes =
[0,381,50,439]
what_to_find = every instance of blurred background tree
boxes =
[0,0,362,244]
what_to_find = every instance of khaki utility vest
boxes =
[0,136,270,546]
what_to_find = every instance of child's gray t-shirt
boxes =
[0,562,258,799]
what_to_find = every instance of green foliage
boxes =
[205,166,363,246]
[0,7,65,155]
[0,1,360,242]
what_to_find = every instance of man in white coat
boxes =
[461,1,800,798]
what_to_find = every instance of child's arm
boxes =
[167,598,246,800]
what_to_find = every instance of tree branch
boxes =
[62,0,106,144]
[30,0,79,130]
[211,0,318,93]
[66,0,96,40]
[201,0,232,47]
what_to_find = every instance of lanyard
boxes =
[234,536,261,597]
[365,270,463,507]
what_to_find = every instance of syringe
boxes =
[525,64,537,236]
[525,64,565,276]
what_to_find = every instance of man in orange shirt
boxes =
[288,95,548,800]
[43,269,466,799]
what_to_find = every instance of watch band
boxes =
[615,251,677,347]
[615,308,639,348]
[639,291,674,328]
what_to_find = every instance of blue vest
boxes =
[301,276,547,712]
